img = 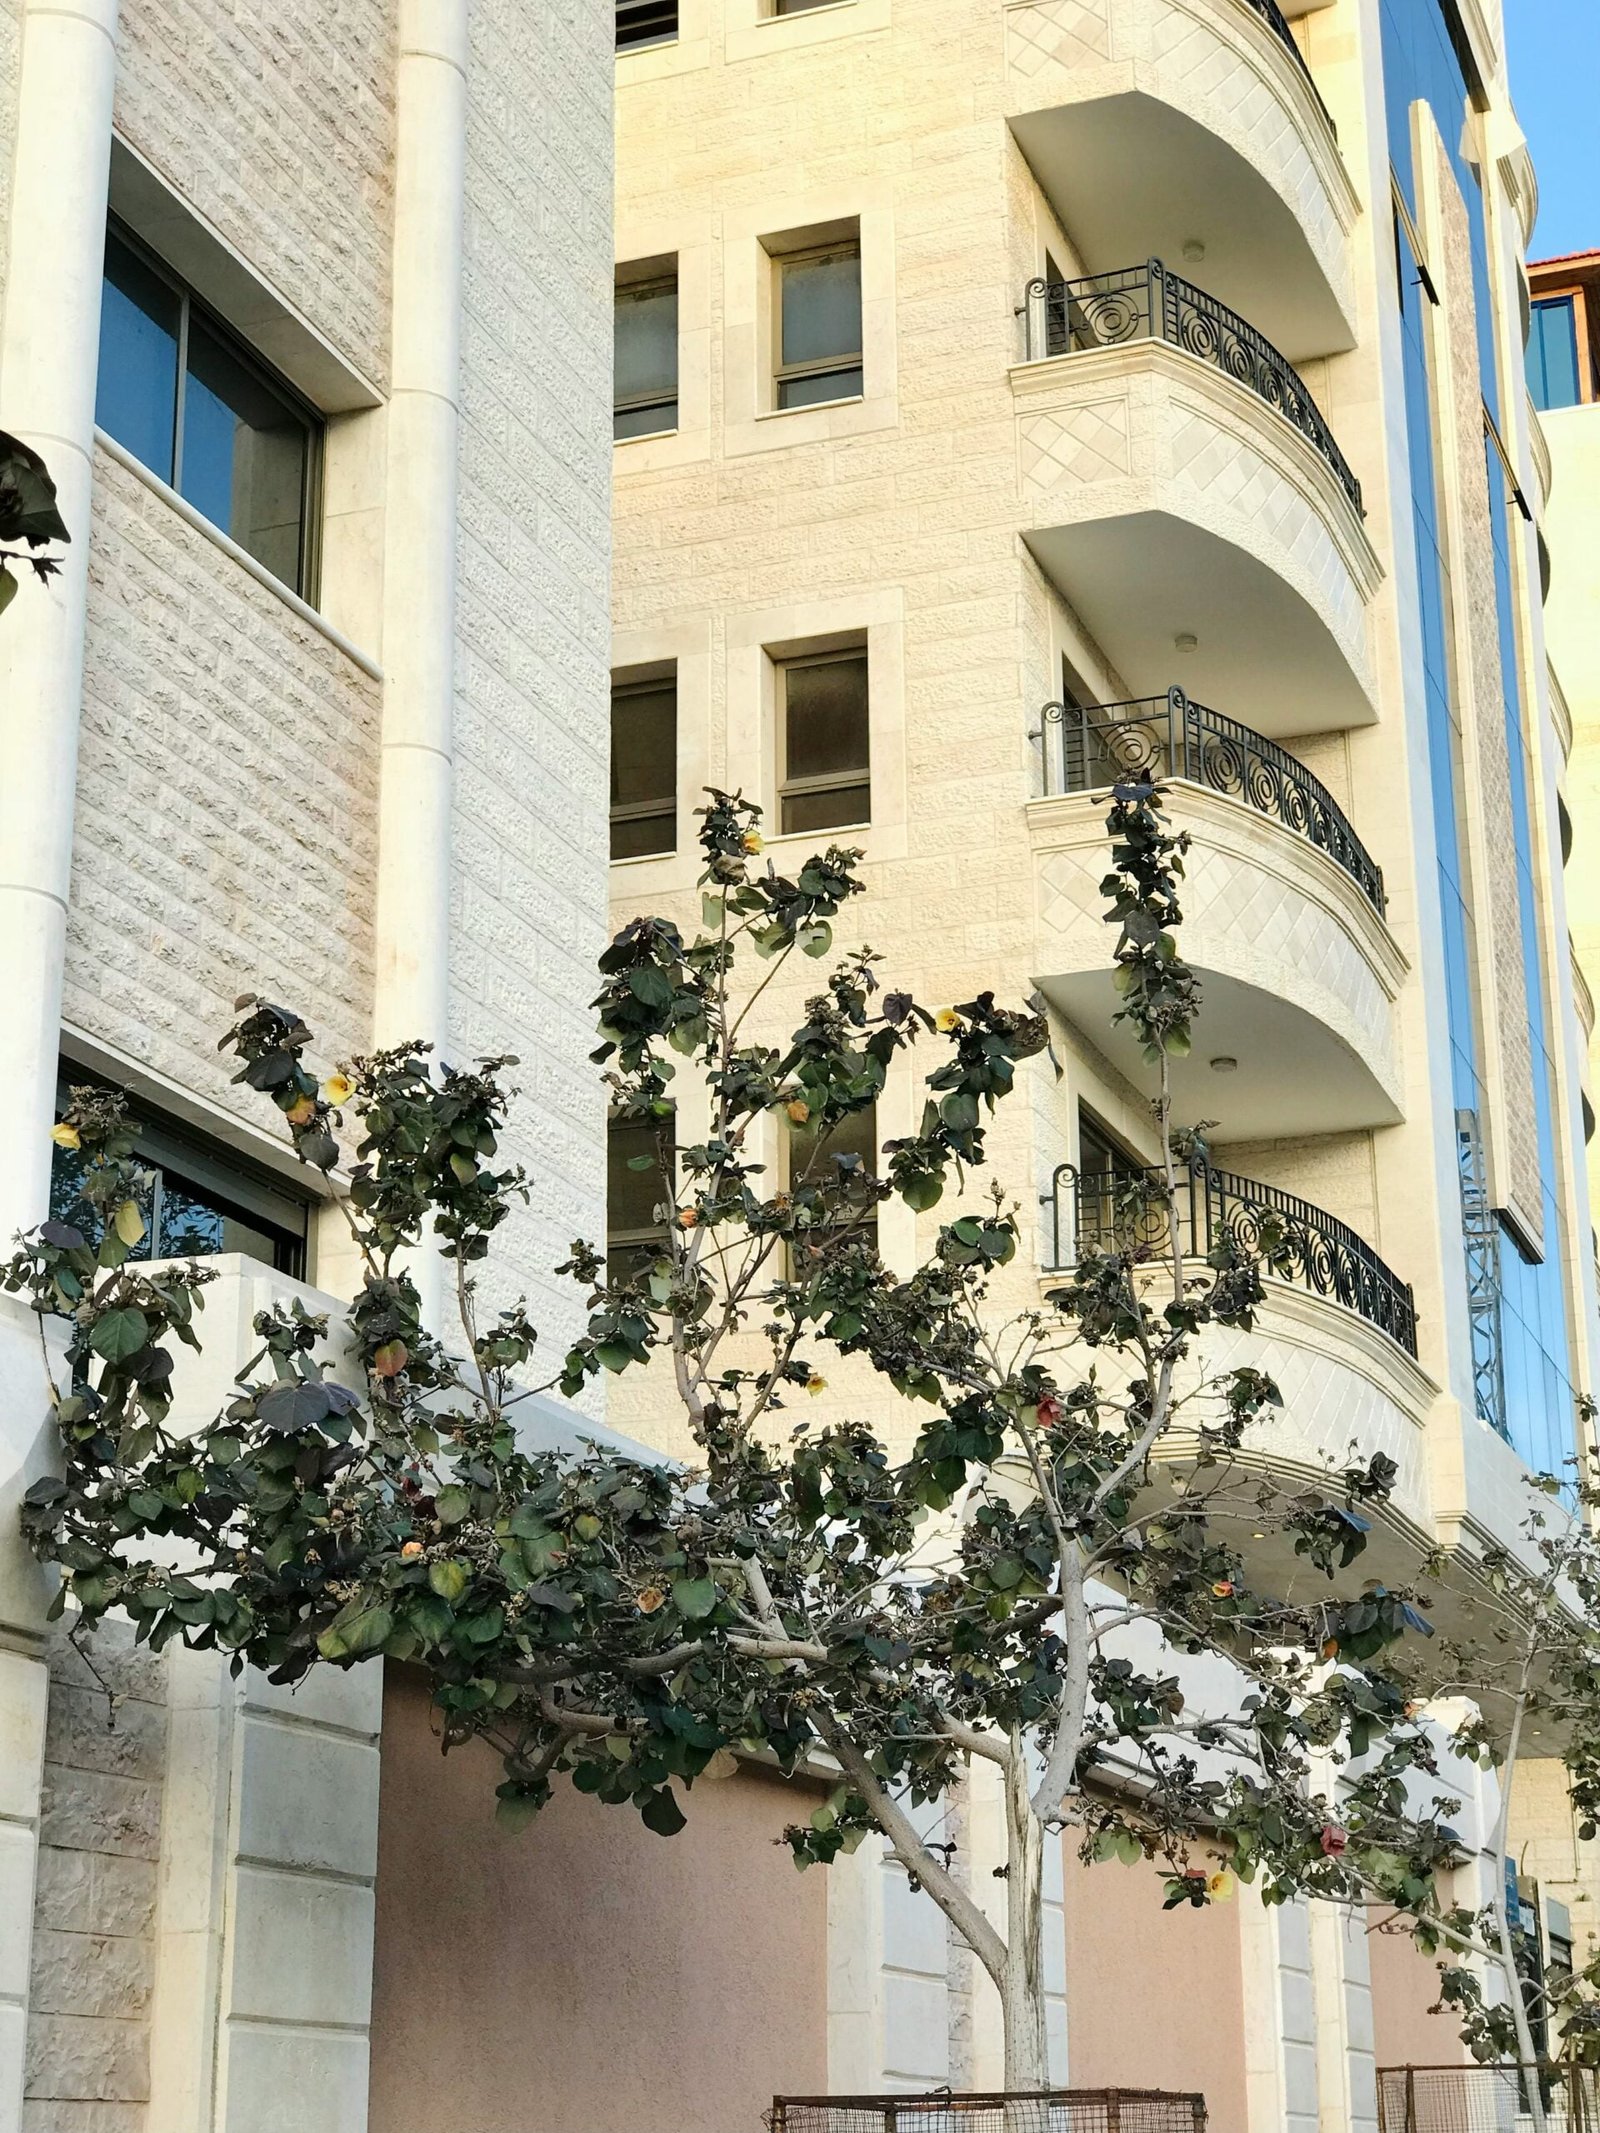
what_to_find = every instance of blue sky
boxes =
[1504,0,1600,260]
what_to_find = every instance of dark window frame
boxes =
[775,642,871,836]
[610,670,679,861]
[607,1114,676,1280]
[99,217,324,598]
[773,237,864,411]
[785,1097,880,1269]
[613,265,681,441]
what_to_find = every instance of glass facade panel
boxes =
[96,230,181,481]
[1529,298,1582,411]
[1381,0,1580,1472]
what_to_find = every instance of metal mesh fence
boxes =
[1376,2066,1600,2132]
[767,2094,1208,2133]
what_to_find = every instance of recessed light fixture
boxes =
[1182,239,1207,262]
[1210,1056,1239,1074]
[1175,632,1198,653]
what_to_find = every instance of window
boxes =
[616,0,677,46]
[610,672,678,859]
[96,225,320,595]
[1074,1109,1150,1253]
[50,1076,310,1277]
[608,1116,674,1281]
[774,238,862,409]
[787,1100,878,1262]
[1530,296,1582,411]
[615,265,679,439]
[777,646,870,834]
[771,0,837,12]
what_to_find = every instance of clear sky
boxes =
[1503,0,1600,261]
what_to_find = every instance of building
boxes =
[600,0,1600,2123]
[0,2,614,2129]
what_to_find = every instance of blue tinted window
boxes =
[96,230,180,480]
[1530,298,1582,411]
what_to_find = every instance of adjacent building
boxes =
[603,0,1600,2122]
[0,1,614,2128]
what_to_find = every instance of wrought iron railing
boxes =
[1032,687,1385,913]
[1045,1163,1419,1356]
[1376,2063,1600,2131]
[1020,261,1363,515]
[769,2096,1208,2133]
[1241,0,1337,132]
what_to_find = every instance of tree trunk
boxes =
[1002,1735,1051,2093]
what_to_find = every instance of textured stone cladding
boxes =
[0,0,18,300]
[112,0,396,386]
[24,1622,166,2131]
[68,446,379,1110]
[1426,126,1544,1242]
[448,0,612,1355]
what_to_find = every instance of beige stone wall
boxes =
[367,1666,829,2133]
[67,445,380,1120]
[0,0,19,301]
[24,1622,165,2133]
[1511,1755,1600,1972]
[112,0,396,387]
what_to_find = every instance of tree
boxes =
[0,429,70,615]
[7,784,1584,2091]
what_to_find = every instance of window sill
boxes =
[94,428,381,680]
[610,848,679,867]
[614,425,681,446]
[760,0,857,20]
[758,393,865,421]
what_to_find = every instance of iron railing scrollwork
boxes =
[1021,260,1364,515]
[1032,687,1386,913]
[1046,1163,1419,1356]
[1239,0,1338,133]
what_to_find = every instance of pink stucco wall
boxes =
[1062,1847,1249,2129]
[368,1666,831,2133]
[1368,1910,1468,2074]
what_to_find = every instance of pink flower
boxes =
[1320,1823,1348,1858]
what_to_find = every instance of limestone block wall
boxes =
[448,0,613,1350]
[0,0,18,297]
[69,444,381,1114]
[112,0,396,388]
[23,1620,166,2133]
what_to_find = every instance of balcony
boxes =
[1031,754,1405,1140]
[1013,264,1381,738]
[1034,687,1384,912]
[1003,0,1358,361]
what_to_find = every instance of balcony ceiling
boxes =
[1039,965,1401,1138]
[1025,512,1376,740]
[1013,93,1355,365]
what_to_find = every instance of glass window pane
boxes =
[615,281,679,425]
[611,680,677,859]
[784,655,869,782]
[96,232,181,481]
[1531,298,1581,411]
[155,1173,279,1266]
[780,781,870,835]
[181,319,309,588]
[777,365,863,409]
[789,1102,878,1256]
[780,250,861,369]
[612,809,678,861]
[50,1143,156,1264]
[616,399,679,440]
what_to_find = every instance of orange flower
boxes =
[637,1587,666,1613]
[401,1540,424,1560]
[677,1207,699,1230]
[1212,1580,1235,1599]
[786,1099,811,1125]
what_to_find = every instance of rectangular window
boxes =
[615,266,679,439]
[1530,296,1582,412]
[774,239,862,409]
[787,1100,878,1262]
[777,646,870,835]
[616,0,677,47]
[607,1116,674,1282]
[610,673,678,860]
[772,0,837,12]
[1074,1109,1150,1254]
[95,224,320,596]
[50,1075,310,1277]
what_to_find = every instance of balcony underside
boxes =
[1012,91,1354,364]
[1032,786,1406,1135]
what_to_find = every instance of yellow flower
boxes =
[49,1122,80,1151]
[742,831,763,854]
[936,1009,961,1033]
[786,1099,811,1125]
[284,1095,316,1127]
[1207,1870,1236,1901]
[806,1374,828,1397]
[322,1073,355,1106]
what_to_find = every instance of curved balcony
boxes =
[1034,687,1384,912]
[1030,772,1406,1137]
[1003,0,1358,360]
[1045,1162,1417,1353]
[1012,262,1381,737]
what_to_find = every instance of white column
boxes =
[0,12,119,2127]
[0,0,119,1245]
[1241,1892,1321,2133]
[1309,1901,1380,2133]
[373,0,468,1060]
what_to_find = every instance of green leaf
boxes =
[427,1559,470,1602]
[900,1172,944,1213]
[671,1576,718,1621]
[640,1787,687,1837]
[434,1485,470,1526]
[0,566,15,617]
[90,1307,150,1364]
[319,1603,392,1659]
